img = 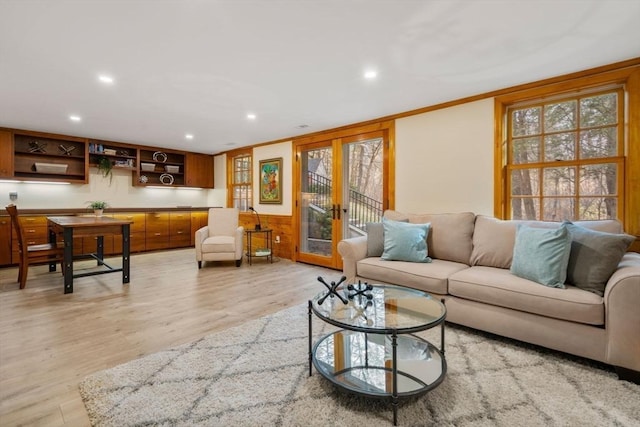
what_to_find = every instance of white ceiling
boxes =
[1,0,639,155]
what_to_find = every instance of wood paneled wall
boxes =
[239,213,293,260]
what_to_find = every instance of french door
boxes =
[294,130,389,269]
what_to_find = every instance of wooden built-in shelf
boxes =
[12,132,88,183]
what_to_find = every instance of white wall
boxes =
[252,141,293,216]
[0,168,215,210]
[394,98,495,215]
[208,153,227,207]
[2,101,496,215]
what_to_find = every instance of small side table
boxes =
[245,228,273,265]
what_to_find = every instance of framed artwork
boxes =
[259,157,283,204]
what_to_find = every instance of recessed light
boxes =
[296,124,310,129]
[185,134,194,140]
[69,115,81,122]
[247,113,256,120]
[98,75,114,84]
[364,70,377,80]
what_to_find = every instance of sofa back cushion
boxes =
[471,215,624,269]
[384,210,475,264]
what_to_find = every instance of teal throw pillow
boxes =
[381,219,432,263]
[510,224,571,288]
[563,221,634,296]
[366,219,407,257]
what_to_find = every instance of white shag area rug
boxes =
[80,304,640,426]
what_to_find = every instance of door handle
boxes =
[336,204,341,220]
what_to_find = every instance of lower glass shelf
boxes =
[312,330,446,398]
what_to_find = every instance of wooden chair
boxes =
[5,204,64,289]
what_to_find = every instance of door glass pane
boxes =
[300,146,333,257]
[344,137,384,239]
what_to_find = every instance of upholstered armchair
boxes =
[195,208,244,268]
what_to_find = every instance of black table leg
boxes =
[96,235,104,266]
[48,228,57,272]
[392,331,398,426]
[122,224,130,283]
[63,227,74,294]
[308,300,313,376]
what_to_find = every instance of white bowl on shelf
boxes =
[164,165,179,173]
[141,162,155,172]
[35,162,68,174]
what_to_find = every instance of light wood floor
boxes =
[0,249,338,426]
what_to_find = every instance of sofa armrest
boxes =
[337,236,368,282]
[235,226,245,259]
[195,226,209,261]
[603,252,640,372]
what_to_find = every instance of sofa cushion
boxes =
[381,219,431,263]
[510,224,571,288]
[357,258,468,295]
[384,210,474,264]
[471,215,624,269]
[449,266,604,325]
[563,221,635,296]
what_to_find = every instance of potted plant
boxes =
[88,201,109,217]
[96,156,113,184]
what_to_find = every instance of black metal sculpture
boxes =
[28,140,47,153]
[316,275,348,305]
[346,281,374,300]
[58,144,76,155]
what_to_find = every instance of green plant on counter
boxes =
[87,201,109,210]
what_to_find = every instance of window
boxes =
[507,89,624,221]
[228,151,252,210]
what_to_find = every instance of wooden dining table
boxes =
[47,216,133,294]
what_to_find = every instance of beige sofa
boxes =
[337,211,640,383]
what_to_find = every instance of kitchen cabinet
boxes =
[185,153,214,188]
[0,130,13,178]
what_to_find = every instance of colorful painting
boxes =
[259,157,282,204]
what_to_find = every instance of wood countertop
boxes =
[0,206,222,216]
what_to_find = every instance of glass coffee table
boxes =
[308,283,447,425]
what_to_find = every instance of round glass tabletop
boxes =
[310,283,446,333]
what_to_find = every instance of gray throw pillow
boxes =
[366,222,385,257]
[563,221,634,296]
[366,219,408,257]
